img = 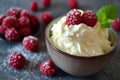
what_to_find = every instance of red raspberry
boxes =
[2,16,18,28]
[68,0,78,9]
[40,59,55,76]
[82,10,97,27]
[41,11,53,24]
[111,18,120,30]
[9,51,26,69]
[19,26,31,37]
[66,9,82,26]
[19,16,30,27]
[20,10,31,18]
[5,28,20,41]
[0,25,6,34]
[30,1,38,11]
[41,0,51,7]
[23,36,40,52]
[0,14,6,24]
[30,15,39,26]
[7,7,22,18]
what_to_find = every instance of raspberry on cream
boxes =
[50,15,112,56]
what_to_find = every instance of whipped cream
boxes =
[50,16,112,56]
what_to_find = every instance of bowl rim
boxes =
[45,17,118,60]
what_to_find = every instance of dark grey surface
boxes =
[0,0,120,80]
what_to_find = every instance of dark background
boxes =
[0,0,120,80]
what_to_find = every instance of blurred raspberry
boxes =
[9,51,26,69]
[68,0,78,9]
[82,10,97,27]
[66,9,82,26]
[40,59,56,76]
[7,7,22,18]
[41,0,51,7]
[30,15,39,26]
[30,1,38,11]
[18,16,30,27]
[20,10,31,18]
[41,11,53,24]
[111,18,120,30]
[5,28,20,41]
[0,25,6,34]
[23,36,40,52]
[0,14,6,24]
[19,26,31,37]
[2,16,18,28]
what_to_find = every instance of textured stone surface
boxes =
[0,0,120,80]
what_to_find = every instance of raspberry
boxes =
[41,0,51,7]
[30,1,38,11]
[2,16,18,28]
[19,26,31,37]
[30,15,39,26]
[18,16,30,27]
[7,7,22,18]
[66,9,82,26]
[68,0,78,9]
[0,14,6,24]
[0,25,6,34]
[40,59,55,76]
[41,11,53,24]
[23,36,40,52]
[111,18,120,30]
[82,10,97,27]
[5,28,20,41]
[20,10,31,18]
[9,51,26,69]
[29,15,39,34]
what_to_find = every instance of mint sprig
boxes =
[96,4,118,28]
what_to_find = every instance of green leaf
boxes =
[107,19,114,23]
[105,4,118,19]
[96,4,118,28]
[101,22,110,28]
[101,18,114,28]
[97,8,107,22]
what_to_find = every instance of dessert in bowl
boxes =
[45,5,118,76]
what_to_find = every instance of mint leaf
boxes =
[101,22,110,28]
[97,8,107,22]
[105,4,118,19]
[96,4,118,28]
[101,19,114,28]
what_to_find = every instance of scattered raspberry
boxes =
[40,59,55,76]
[41,0,51,7]
[0,14,6,24]
[30,15,39,26]
[20,10,31,18]
[111,18,120,30]
[82,10,97,27]
[30,1,38,11]
[19,26,31,37]
[19,16,30,27]
[23,36,40,52]
[7,7,22,18]
[68,0,78,9]
[66,9,82,26]
[2,16,18,28]
[41,11,53,24]
[9,51,26,69]
[0,25,6,34]
[5,28,20,41]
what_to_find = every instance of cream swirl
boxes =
[50,16,112,56]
